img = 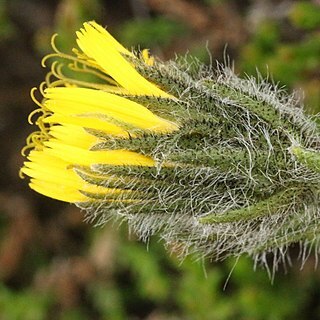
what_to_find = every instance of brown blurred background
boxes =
[1,0,320,319]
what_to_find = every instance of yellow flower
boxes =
[21,21,320,266]
[21,21,178,203]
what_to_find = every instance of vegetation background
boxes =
[1,0,320,319]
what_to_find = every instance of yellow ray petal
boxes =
[84,21,133,56]
[25,165,128,195]
[23,150,131,202]
[49,124,99,148]
[29,179,88,202]
[43,114,128,136]
[23,151,88,202]
[23,150,85,188]
[26,149,70,169]
[22,165,82,189]
[43,141,156,166]
[141,49,155,66]
[76,22,171,97]
[44,87,178,133]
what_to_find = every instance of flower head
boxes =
[21,21,320,269]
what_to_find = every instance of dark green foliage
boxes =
[239,7,320,113]
[0,285,52,320]
[289,2,320,30]
[118,17,188,48]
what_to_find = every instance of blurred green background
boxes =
[1,0,320,319]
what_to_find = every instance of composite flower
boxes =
[21,21,320,267]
